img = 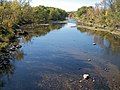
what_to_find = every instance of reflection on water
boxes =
[0,23,64,89]
[77,27,120,90]
[19,23,64,43]
[78,27,120,53]
[0,44,24,89]
[0,21,120,90]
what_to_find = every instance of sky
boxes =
[30,0,100,12]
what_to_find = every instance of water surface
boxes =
[0,19,120,90]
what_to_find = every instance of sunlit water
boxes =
[0,19,120,90]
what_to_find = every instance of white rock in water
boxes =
[93,43,96,45]
[83,74,90,79]
[93,79,95,82]
[88,59,91,61]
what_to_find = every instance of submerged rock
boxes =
[95,27,98,29]
[9,46,16,51]
[16,45,22,48]
[88,59,91,61]
[0,38,4,43]
[92,79,95,82]
[83,74,90,80]
[93,43,96,45]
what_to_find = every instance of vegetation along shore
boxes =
[0,0,67,49]
[69,0,120,36]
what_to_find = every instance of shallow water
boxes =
[0,19,120,90]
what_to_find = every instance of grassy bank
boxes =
[77,24,120,36]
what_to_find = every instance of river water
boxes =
[0,19,120,90]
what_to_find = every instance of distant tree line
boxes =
[75,0,120,29]
[33,6,68,23]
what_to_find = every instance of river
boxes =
[0,19,120,90]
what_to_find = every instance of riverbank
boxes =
[77,24,120,36]
[35,20,67,25]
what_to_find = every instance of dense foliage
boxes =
[0,0,67,41]
[75,0,120,29]
[33,6,67,23]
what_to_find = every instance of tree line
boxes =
[0,0,67,35]
[75,0,120,30]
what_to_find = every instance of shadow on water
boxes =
[0,23,64,89]
[0,48,23,89]
[0,41,24,88]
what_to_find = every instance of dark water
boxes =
[0,19,120,90]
